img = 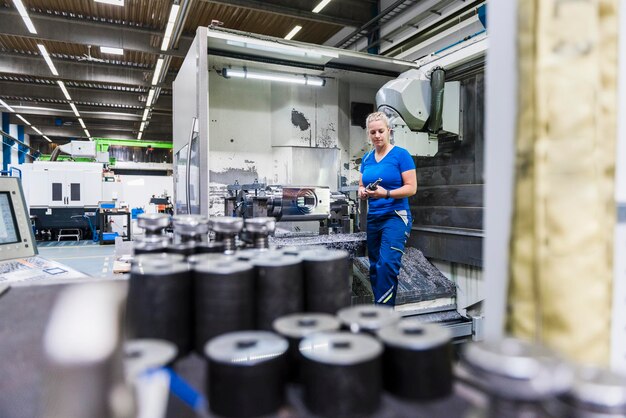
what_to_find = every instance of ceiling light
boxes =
[43,135,52,142]
[284,26,302,41]
[146,89,155,107]
[223,67,325,87]
[140,121,145,132]
[152,58,164,85]
[37,44,59,76]
[100,46,124,55]
[78,118,86,129]
[312,0,332,13]
[69,103,80,117]
[16,114,30,125]
[12,0,37,34]
[142,109,149,121]
[84,129,91,138]
[32,127,43,135]
[94,0,124,5]
[137,131,143,140]
[0,99,15,112]
[57,81,72,101]
[161,4,181,51]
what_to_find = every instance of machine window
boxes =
[52,183,63,201]
[0,192,21,245]
[70,183,80,201]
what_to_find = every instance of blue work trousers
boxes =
[366,210,412,306]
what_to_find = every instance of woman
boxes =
[358,112,417,306]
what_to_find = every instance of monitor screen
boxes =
[0,192,22,245]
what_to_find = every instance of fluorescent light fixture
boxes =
[94,0,124,5]
[69,103,80,117]
[32,127,43,135]
[37,44,59,76]
[284,26,302,41]
[43,135,52,142]
[146,88,155,107]
[224,67,325,87]
[12,0,37,34]
[312,0,332,13]
[161,4,180,51]
[78,118,86,129]
[140,121,145,132]
[84,129,91,138]
[16,114,30,125]
[0,99,15,112]
[57,81,72,101]
[151,58,164,85]
[137,131,143,140]
[100,46,124,55]
[142,109,149,121]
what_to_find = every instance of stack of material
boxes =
[270,232,366,258]
[354,247,456,306]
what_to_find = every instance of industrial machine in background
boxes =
[224,181,358,235]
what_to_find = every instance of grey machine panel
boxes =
[0,177,37,260]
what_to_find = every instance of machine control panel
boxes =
[0,178,36,261]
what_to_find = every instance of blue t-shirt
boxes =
[360,146,416,215]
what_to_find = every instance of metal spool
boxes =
[123,339,177,381]
[337,304,401,334]
[133,235,170,255]
[127,260,192,357]
[243,217,276,249]
[300,248,351,314]
[272,313,341,382]
[377,320,453,400]
[462,338,574,418]
[205,331,288,418]
[172,214,209,243]
[558,367,626,418]
[299,331,383,417]
[193,257,255,355]
[166,241,196,257]
[137,213,171,236]
[251,253,304,330]
[210,216,244,253]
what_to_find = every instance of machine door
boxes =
[174,145,188,214]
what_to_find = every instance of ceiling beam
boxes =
[200,0,363,27]
[0,9,192,58]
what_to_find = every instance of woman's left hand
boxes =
[365,186,387,199]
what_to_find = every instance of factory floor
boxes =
[36,240,117,279]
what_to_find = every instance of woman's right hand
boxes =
[358,186,368,200]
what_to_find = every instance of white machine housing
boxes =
[376,69,461,157]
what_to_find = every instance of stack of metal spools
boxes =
[125,213,626,418]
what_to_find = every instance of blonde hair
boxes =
[365,111,390,129]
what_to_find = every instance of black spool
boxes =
[377,320,453,401]
[195,241,226,254]
[132,252,185,266]
[301,248,351,314]
[272,313,341,382]
[299,331,383,417]
[205,331,288,418]
[251,254,304,330]
[127,255,192,357]
[133,236,170,255]
[123,339,178,381]
[193,257,255,354]
[166,241,196,257]
[337,304,401,334]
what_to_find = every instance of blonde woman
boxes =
[358,112,417,306]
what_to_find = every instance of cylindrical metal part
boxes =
[251,253,304,330]
[133,235,170,255]
[378,320,452,400]
[132,252,185,267]
[123,339,177,381]
[205,331,288,418]
[235,247,278,262]
[137,213,171,236]
[134,214,172,255]
[301,248,351,314]
[172,215,209,243]
[193,257,255,354]
[337,304,401,334]
[244,217,276,249]
[299,331,383,417]
[462,338,574,418]
[195,241,226,254]
[272,313,341,382]
[559,367,626,418]
[127,259,192,357]
[211,216,244,252]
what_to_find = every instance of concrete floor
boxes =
[36,240,117,278]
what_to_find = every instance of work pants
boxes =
[366,210,411,306]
